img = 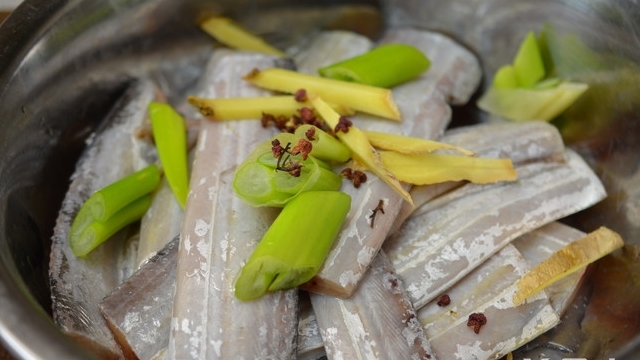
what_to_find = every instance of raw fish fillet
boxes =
[302,28,483,297]
[420,223,588,359]
[167,50,298,359]
[394,120,566,232]
[311,251,435,360]
[385,149,606,310]
[49,79,158,358]
[100,237,178,360]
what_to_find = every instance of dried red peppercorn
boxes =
[437,294,451,307]
[467,312,487,334]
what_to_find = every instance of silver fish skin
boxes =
[136,176,184,268]
[167,50,298,360]
[49,78,158,358]
[297,292,326,360]
[421,223,588,359]
[302,28,482,298]
[311,251,435,360]
[385,149,607,310]
[394,120,567,232]
[419,243,559,359]
[100,236,179,360]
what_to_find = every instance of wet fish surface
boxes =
[49,79,158,358]
[100,236,179,360]
[302,28,483,298]
[310,251,435,360]
[167,49,298,359]
[385,149,607,310]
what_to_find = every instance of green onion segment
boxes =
[232,129,347,207]
[318,43,431,88]
[478,29,589,122]
[148,102,190,208]
[70,164,160,257]
[235,190,351,301]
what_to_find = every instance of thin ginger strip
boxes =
[379,151,517,185]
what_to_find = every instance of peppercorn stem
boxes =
[71,194,153,257]
[244,68,401,120]
[199,16,286,57]
[318,43,431,88]
[148,102,189,208]
[235,190,351,301]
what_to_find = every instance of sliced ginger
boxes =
[513,226,624,305]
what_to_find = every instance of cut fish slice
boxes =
[310,251,435,360]
[100,236,178,360]
[49,79,158,358]
[302,28,483,297]
[420,222,591,359]
[385,149,606,310]
[167,50,298,359]
[393,120,567,233]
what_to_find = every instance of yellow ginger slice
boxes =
[513,226,624,305]
[200,16,286,57]
[244,68,401,120]
[364,130,475,156]
[379,151,517,185]
[309,95,413,205]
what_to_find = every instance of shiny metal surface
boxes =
[0,0,638,359]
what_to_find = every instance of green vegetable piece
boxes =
[513,31,546,88]
[233,151,342,207]
[293,125,351,163]
[70,164,160,257]
[234,190,351,301]
[148,102,189,208]
[73,164,160,224]
[492,65,519,89]
[318,43,431,88]
[477,81,589,122]
[71,194,153,257]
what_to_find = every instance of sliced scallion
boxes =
[318,43,430,88]
[148,102,189,208]
[235,190,351,301]
[69,164,160,257]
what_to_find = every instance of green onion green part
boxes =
[232,131,345,208]
[70,164,161,257]
[234,190,351,301]
[293,125,351,163]
[148,102,190,208]
[318,43,431,88]
[71,195,153,257]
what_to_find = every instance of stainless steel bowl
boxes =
[0,0,638,359]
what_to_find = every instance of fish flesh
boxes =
[419,221,588,359]
[302,28,483,298]
[310,251,435,360]
[136,176,184,268]
[385,149,606,310]
[167,49,298,359]
[49,79,158,358]
[100,236,179,360]
[393,120,566,233]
